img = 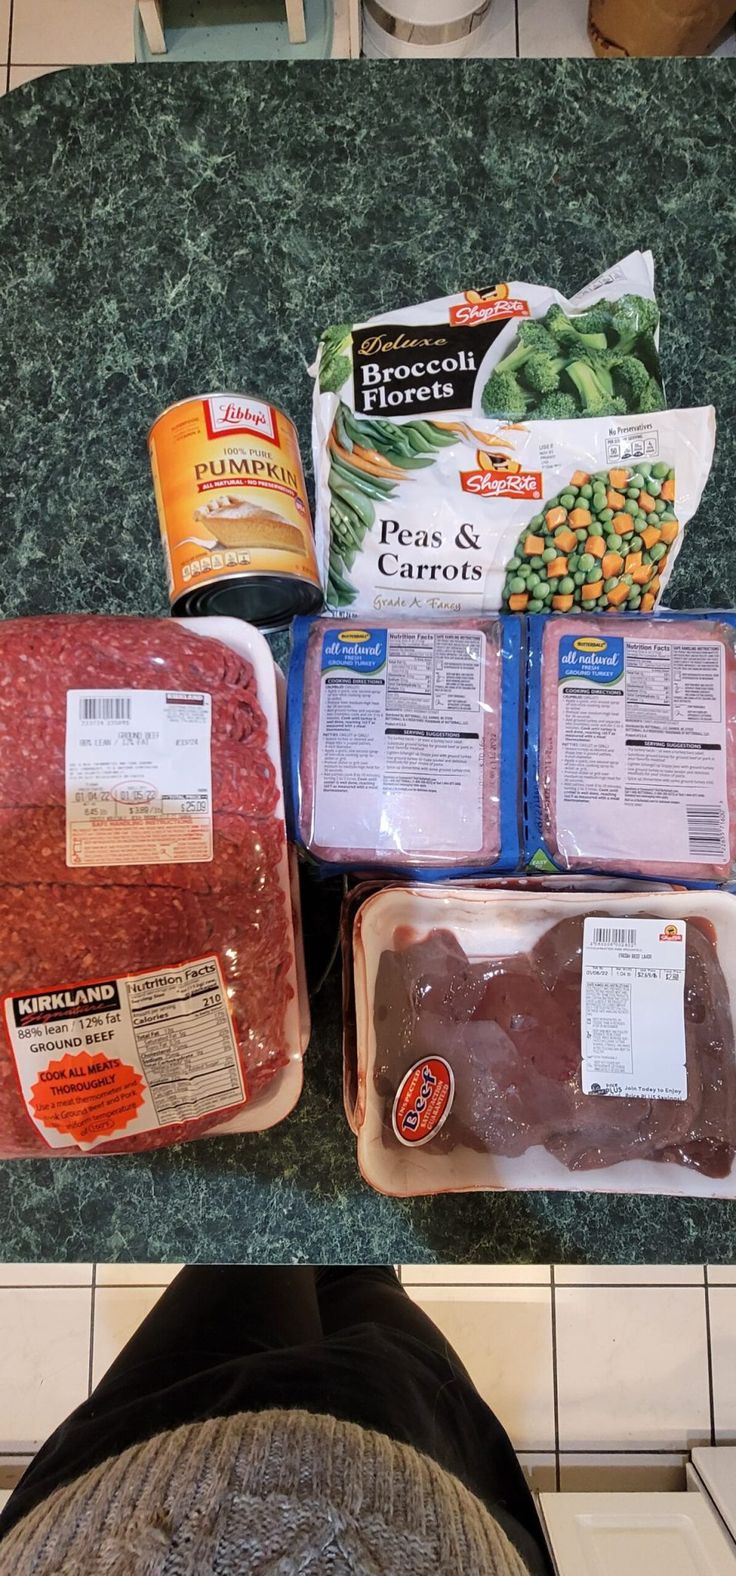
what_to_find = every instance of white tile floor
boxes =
[1,0,734,93]
[0,1264,734,1496]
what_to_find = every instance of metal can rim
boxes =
[173,569,323,632]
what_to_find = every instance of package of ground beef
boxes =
[287,615,523,876]
[349,884,736,1198]
[0,615,305,1157]
[527,612,736,883]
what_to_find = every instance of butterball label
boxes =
[558,634,625,687]
[321,627,388,675]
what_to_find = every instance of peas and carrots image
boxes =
[501,463,678,614]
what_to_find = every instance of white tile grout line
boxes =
[703,1274,716,1446]
[550,1266,561,1491]
[0,1268,712,1289]
[555,1448,696,1457]
[401,1274,706,1287]
[87,1264,97,1399]
[4,0,13,92]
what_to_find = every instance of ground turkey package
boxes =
[312,249,715,617]
[287,615,523,876]
[527,612,736,883]
[350,885,736,1198]
[0,615,303,1157]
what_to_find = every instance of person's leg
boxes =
[97,1266,323,1393]
[316,1265,472,1374]
[1,1266,323,1541]
[315,1267,550,1574]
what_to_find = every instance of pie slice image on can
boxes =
[149,392,324,631]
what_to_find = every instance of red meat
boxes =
[539,616,736,881]
[0,616,293,1157]
[373,916,736,1179]
[299,619,501,867]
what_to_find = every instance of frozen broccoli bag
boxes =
[312,250,714,616]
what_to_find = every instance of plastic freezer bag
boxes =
[350,885,736,1198]
[526,611,736,883]
[313,343,714,619]
[311,250,715,616]
[287,615,524,876]
[0,614,304,1157]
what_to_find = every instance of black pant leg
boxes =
[1,1266,324,1539]
[316,1265,472,1379]
[96,1266,323,1393]
[316,1266,551,1574]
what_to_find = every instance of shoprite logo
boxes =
[659,924,683,942]
[449,283,530,326]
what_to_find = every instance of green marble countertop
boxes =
[0,58,735,1264]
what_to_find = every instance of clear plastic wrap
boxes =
[0,614,304,1157]
[348,885,736,1198]
[341,874,688,1141]
[287,614,523,876]
[526,612,736,883]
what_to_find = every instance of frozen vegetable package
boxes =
[526,612,736,884]
[312,248,713,616]
[349,884,736,1198]
[287,615,524,876]
[0,614,306,1157]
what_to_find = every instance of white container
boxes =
[541,1494,736,1576]
[362,0,494,58]
[351,885,736,1198]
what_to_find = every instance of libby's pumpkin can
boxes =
[149,392,323,630]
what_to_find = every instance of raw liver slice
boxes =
[0,616,293,1157]
[299,619,502,867]
[372,916,736,1179]
[539,615,736,881]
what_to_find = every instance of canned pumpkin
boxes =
[149,393,323,630]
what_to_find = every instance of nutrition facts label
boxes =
[315,626,486,857]
[65,689,213,866]
[581,918,687,1101]
[556,635,728,866]
[125,958,244,1126]
[4,955,244,1150]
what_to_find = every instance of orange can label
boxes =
[149,393,321,606]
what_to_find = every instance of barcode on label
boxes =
[79,697,131,723]
[686,805,727,860]
[591,926,638,948]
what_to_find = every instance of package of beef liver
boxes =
[341,873,687,1143]
[526,611,736,883]
[287,614,524,876]
[350,884,736,1198]
[0,615,305,1157]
